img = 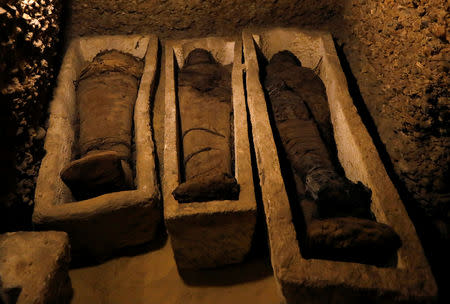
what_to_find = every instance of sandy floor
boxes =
[69,235,281,304]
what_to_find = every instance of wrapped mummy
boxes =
[265,51,401,264]
[60,50,144,200]
[172,49,239,203]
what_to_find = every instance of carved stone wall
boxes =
[66,0,344,39]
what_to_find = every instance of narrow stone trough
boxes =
[163,37,257,269]
[243,28,437,303]
[33,35,161,259]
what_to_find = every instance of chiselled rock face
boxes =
[264,50,401,265]
[172,48,239,203]
[60,50,143,200]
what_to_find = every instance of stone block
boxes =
[0,231,72,304]
[243,28,437,304]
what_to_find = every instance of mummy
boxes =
[61,50,143,200]
[265,51,401,264]
[172,49,239,203]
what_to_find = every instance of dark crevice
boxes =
[149,39,163,208]
[173,51,185,183]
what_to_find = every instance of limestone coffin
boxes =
[33,35,161,258]
[163,37,256,269]
[243,28,437,304]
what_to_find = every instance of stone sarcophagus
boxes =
[163,36,257,269]
[243,28,437,303]
[33,35,161,258]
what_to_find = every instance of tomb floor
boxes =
[69,237,280,304]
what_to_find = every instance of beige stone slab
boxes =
[243,28,437,304]
[163,36,257,269]
[33,35,161,258]
[0,231,72,304]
